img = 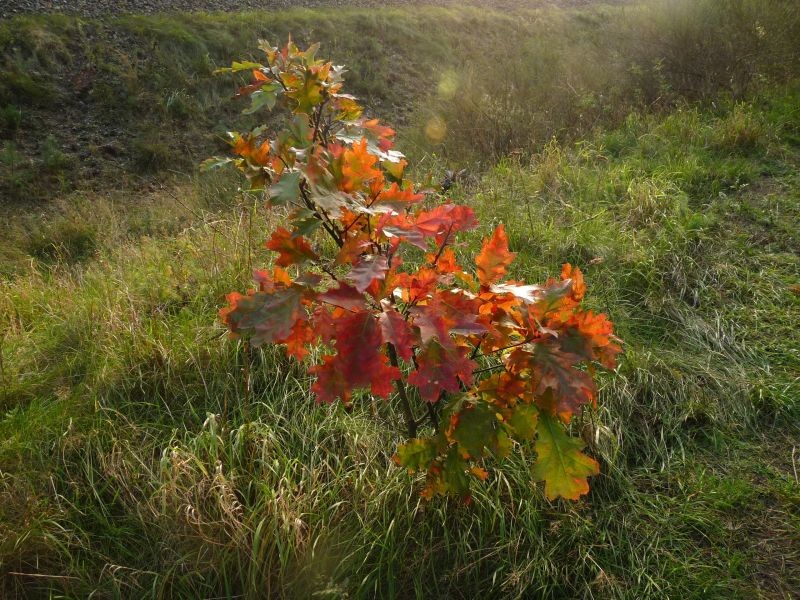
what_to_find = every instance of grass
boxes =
[2,84,799,597]
[1,1,800,598]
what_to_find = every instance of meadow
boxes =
[1,1,799,598]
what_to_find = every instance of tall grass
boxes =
[408,0,800,162]
[1,1,799,200]
[2,84,799,597]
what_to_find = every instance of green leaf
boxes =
[395,438,438,471]
[269,171,302,205]
[532,414,598,500]
[223,286,304,347]
[450,401,497,459]
[243,85,280,115]
[215,60,264,74]
[441,447,471,496]
[200,156,234,172]
[290,208,323,237]
[506,403,539,441]
[287,115,313,149]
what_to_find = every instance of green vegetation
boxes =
[1,0,798,201]
[1,1,799,598]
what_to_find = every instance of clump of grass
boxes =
[131,132,173,173]
[0,104,21,134]
[26,219,97,264]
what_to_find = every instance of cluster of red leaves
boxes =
[206,39,620,501]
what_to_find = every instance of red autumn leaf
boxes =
[252,266,293,292]
[379,305,416,361]
[318,283,366,311]
[284,319,315,360]
[335,233,372,266]
[362,118,396,140]
[266,227,319,267]
[427,247,462,274]
[560,311,621,369]
[411,291,485,346]
[347,255,390,293]
[408,340,476,402]
[379,204,477,250]
[476,224,516,287]
[508,342,597,419]
[394,267,440,304]
[310,310,400,404]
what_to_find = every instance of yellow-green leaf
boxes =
[532,413,598,500]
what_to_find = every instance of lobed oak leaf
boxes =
[421,448,472,499]
[411,291,485,345]
[220,285,304,347]
[310,309,400,404]
[476,224,516,287]
[478,371,530,406]
[532,414,599,500]
[269,171,302,205]
[318,283,366,311]
[427,247,462,274]
[336,231,372,265]
[374,182,424,210]
[265,227,318,266]
[347,255,390,293]
[408,341,476,402]
[380,204,477,250]
[559,311,621,369]
[361,118,396,140]
[505,402,539,441]
[251,267,294,295]
[335,95,363,121]
[341,138,382,192]
[381,158,407,182]
[471,466,489,481]
[284,319,315,360]
[379,306,415,361]
[394,438,438,471]
[447,401,498,459]
[561,263,586,301]
[394,268,440,304]
[509,342,597,419]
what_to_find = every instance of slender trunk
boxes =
[387,343,417,438]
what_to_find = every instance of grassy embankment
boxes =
[1,1,799,598]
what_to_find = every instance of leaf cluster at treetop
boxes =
[204,39,621,501]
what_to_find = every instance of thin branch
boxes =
[472,363,505,376]
[387,343,417,438]
[429,224,453,267]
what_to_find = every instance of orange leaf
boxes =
[265,227,318,267]
[476,224,516,287]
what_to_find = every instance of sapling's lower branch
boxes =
[426,400,440,432]
[387,343,417,438]
[298,181,344,247]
